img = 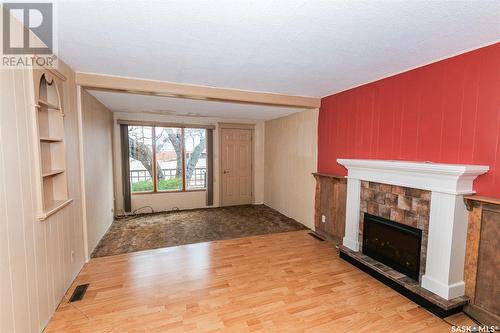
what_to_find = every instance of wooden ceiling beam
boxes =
[75,72,321,109]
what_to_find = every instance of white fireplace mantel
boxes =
[337,159,489,195]
[337,159,489,300]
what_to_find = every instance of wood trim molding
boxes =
[463,195,500,210]
[312,172,345,180]
[131,189,207,195]
[75,72,321,109]
[117,119,216,129]
[218,127,223,206]
[76,85,89,261]
[337,159,489,195]
[218,122,255,130]
[44,66,67,82]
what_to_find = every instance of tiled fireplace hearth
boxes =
[336,159,489,316]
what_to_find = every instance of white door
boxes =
[221,128,252,206]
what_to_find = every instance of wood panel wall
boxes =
[264,109,319,229]
[0,63,85,332]
[464,199,500,325]
[81,90,115,255]
[318,43,500,197]
[313,173,347,242]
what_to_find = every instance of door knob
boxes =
[223,170,230,174]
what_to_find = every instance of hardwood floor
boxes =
[46,231,472,332]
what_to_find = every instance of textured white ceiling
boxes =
[88,90,306,120]
[58,1,500,119]
[57,0,500,97]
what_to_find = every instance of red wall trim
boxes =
[318,43,500,197]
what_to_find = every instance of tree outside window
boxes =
[128,125,207,193]
[184,128,207,190]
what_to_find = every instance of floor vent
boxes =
[69,284,89,302]
[308,232,325,241]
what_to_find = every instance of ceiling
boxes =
[57,0,500,97]
[88,90,305,120]
[55,0,500,118]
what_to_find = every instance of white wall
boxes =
[81,90,114,254]
[0,64,85,332]
[113,112,265,213]
[264,109,319,229]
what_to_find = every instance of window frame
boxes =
[129,126,207,195]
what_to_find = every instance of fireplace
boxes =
[362,213,422,280]
[337,159,489,301]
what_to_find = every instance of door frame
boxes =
[218,122,255,207]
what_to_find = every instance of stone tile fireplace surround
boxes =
[359,181,430,281]
[337,159,489,301]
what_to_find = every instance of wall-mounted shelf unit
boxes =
[38,99,62,111]
[32,69,72,221]
[42,169,65,178]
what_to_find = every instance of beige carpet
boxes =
[91,205,308,258]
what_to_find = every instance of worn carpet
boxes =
[91,204,308,258]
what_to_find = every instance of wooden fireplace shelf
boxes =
[463,195,500,210]
[312,172,345,179]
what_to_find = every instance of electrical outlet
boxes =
[321,215,326,223]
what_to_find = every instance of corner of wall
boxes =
[263,109,319,230]
[80,90,115,255]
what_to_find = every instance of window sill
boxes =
[132,189,207,195]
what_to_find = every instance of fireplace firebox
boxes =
[362,213,422,281]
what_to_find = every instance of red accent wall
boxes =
[318,43,500,197]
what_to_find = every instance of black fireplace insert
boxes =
[362,213,422,280]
